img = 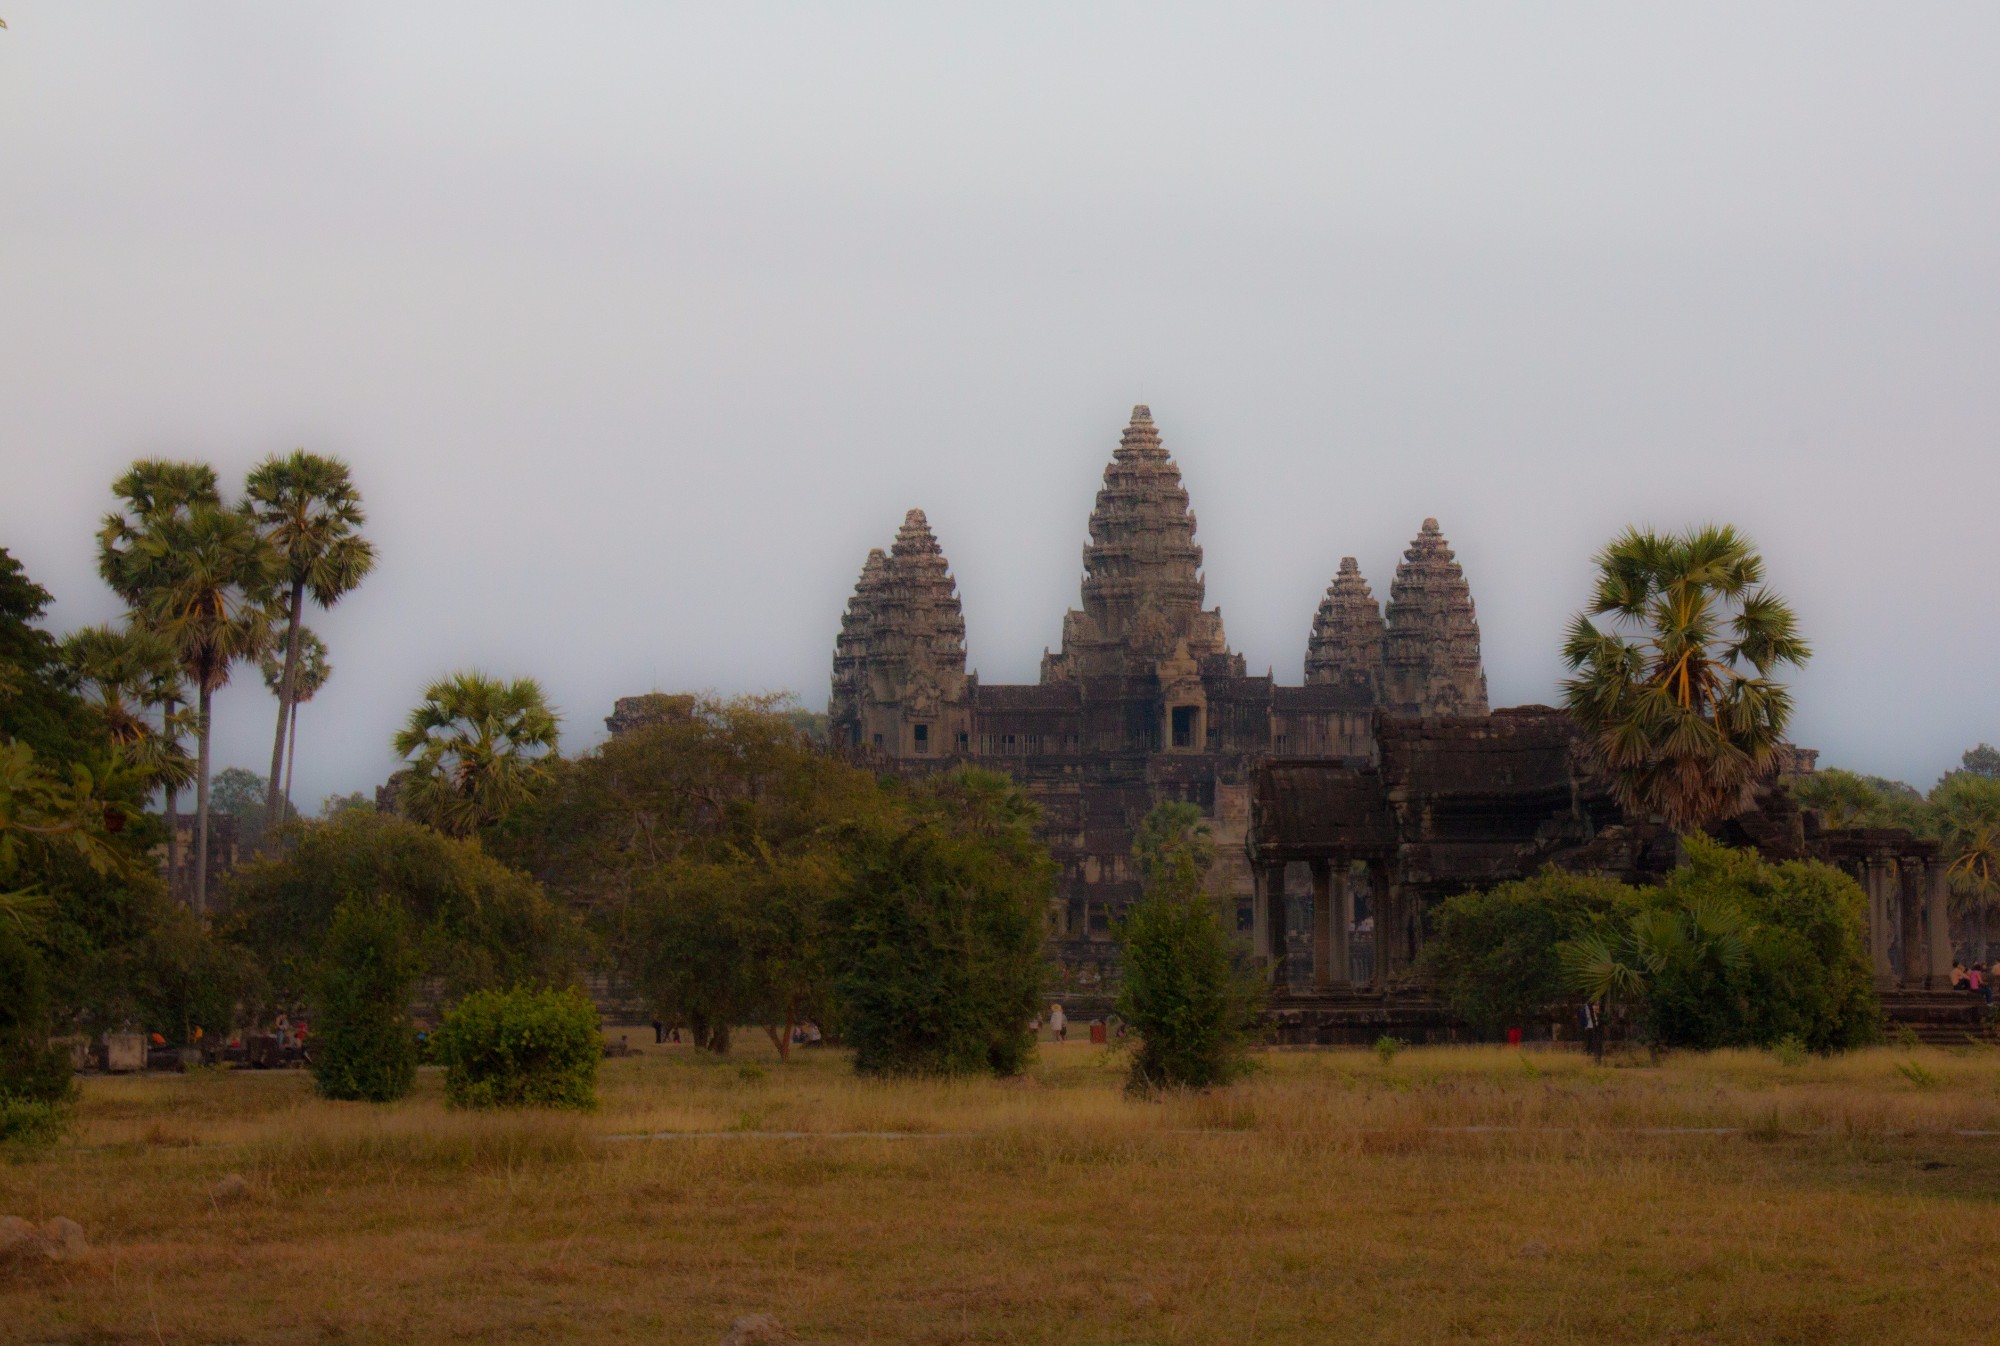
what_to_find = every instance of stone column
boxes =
[1899,861,1927,989]
[1862,860,1894,987]
[1254,864,1288,985]
[1927,859,1953,989]
[1330,865,1353,991]
[1310,860,1333,992]
[1369,859,1397,984]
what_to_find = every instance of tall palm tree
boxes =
[259,627,329,822]
[243,451,376,834]
[57,623,195,795]
[97,459,221,899]
[392,672,560,838]
[1562,525,1810,833]
[141,504,275,912]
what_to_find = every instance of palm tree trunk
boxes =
[194,685,213,916]
[263,579,306,836]
[283,699,299,821]
[163,696,182,901]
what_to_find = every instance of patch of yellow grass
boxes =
[5,1039,1998,1344]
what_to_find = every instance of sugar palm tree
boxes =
[97,459,221,897]
[1562,525,1809,833]
[57,623,195,794]
[259,627,329,822]
[141,504,275,912]
[392,673,560,838]
[243,451,376,834]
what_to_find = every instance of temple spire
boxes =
[1305,556,1385,694]
[1047,404,1239,680]
[1383,518,1488,716]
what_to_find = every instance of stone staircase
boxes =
[1880,989,1995,1047]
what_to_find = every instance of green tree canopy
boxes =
[219,809,580,1007]
[497,695,893,1055]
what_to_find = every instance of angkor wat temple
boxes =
[826,405,1489,987]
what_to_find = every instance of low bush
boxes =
[432,985,600,1110]
[312,895,421,1103]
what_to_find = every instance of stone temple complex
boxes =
[827,405,1489,986]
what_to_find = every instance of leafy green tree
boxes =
[311,894,420,1103]
[219,809,578,1007]
[501,695,885,1055]
[138,503,276,911]
[1115,801,1262,1091]
[244,451,376,833]
[97,459,222,895]
[205,766,299,854]
[1789,768,1931,832]
[1932,771,2000,965]
[3,547,255,1044]
[1563,525,1809,832]
[260,627,329,820]
[1961,744,2000,780]
[830,769,1052,1077]
[393,673,559,838]
[432,986,599,1110]
[1423,870,1626,1035]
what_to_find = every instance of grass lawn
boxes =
[4,1037,1998,1344]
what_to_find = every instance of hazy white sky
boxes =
[3,3,1995,807]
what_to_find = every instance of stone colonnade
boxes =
[1850,855,1954,990]
[1253,857,1405,990]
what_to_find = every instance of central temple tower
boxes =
[1040,406,1243,683]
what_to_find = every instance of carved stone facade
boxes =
[827,406,1490,974]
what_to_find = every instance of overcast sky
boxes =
[3,4,1996,808]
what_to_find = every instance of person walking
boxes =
[1048,1002,1067,1042]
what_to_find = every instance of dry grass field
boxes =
[4,1036,1998,1345]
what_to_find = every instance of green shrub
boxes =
[1642,838,1878,1052]
[1115,803,1263,1092]
[1116,887,1264,1092]
[312,895,421,1103]
[830,770,1050,1078]
[1423,870,1628,1034]
[0,922,74,1144]
[432,986,600,1110]
[1373,1035,1403,1065]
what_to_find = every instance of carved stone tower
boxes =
[1383,518,1488,717]
[1042,405,1242,682]
[1304,556,1385,698]
[828,510,970,754]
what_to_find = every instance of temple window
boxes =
[913,723,930,754]
[957,731,970,752]
[1171,705,1199,748]
[873,733,885,750]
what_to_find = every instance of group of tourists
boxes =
[1950,961,1996,1002]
